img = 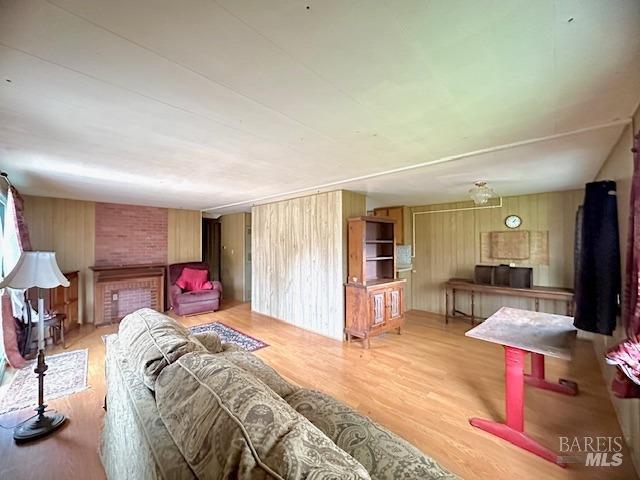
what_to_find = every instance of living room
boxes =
[1,1,640,479]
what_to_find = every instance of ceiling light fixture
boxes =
[469,181,497,205]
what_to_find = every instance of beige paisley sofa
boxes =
[101,308,455,480]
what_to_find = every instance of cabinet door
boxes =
[369,291,386,325]
[386,286,404,321]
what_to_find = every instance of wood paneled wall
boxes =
[23,195,96,323]
[252,190,366,340]
[168,209,202,264]
[411,190,584,317]
[592,113,640,474]
[221,212,250,301]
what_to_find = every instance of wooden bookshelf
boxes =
[345,216,406,348]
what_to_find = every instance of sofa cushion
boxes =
[118,308,207,390]
[219,350,298,398]
[155,352,371,480]
[285,389,456,480]
[175,289,221,305]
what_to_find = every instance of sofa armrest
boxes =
[193,332,223,353]
[211,281,222,298]
[221,343,244,353]
[169,285,182,306]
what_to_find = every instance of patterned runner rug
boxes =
[0,349,89,415]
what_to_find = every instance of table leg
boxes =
[470,291,475,325]
[452,289,456,318]
[525,353,578,395]
[445,289,450,324]
[470,346,565,466]
[60,317,65,349]
[534,298,540,312]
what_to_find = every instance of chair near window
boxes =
[21,295,66,357]
[22,270,78,354]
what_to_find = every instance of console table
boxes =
[443,278,574,325]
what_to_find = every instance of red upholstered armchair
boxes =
[167,262,222,316]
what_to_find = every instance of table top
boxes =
[465,307,576,360]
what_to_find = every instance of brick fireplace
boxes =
[91,265,165,325]
[91,202,170,325]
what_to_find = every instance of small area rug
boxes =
[0,349,89,415]
[190,322,268,352]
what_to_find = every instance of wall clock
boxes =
[505,214,522,229]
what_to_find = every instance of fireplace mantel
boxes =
[90,264,165,325]
[91,264,165,280]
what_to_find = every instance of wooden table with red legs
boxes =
[465,307,578,466]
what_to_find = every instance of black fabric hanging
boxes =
[574,205,583,289]
[574,180,621,335]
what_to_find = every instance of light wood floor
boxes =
[0,302,636,479]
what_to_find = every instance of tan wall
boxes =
[221,212,250,301]
[168,209,202,264]
[592,111,640,472]
[411,190,583,317]
[23,195,95,323]
[23,195,201,323]
[252,190,366,340]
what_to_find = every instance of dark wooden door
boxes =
[202,218,221,281]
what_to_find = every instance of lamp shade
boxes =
[0,251,70,289]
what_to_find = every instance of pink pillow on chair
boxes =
[175,268,211,292]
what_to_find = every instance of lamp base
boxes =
[13,411,66,442]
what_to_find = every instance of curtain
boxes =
[1,186,32,368]
[574,180,621,335]
[623,131,640,337]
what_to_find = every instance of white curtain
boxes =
[2,187,30,316]
[2,191,27,318]
[0,187,32,374]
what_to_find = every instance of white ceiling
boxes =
[0,0,639,212]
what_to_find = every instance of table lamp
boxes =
[0,251,70,441]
